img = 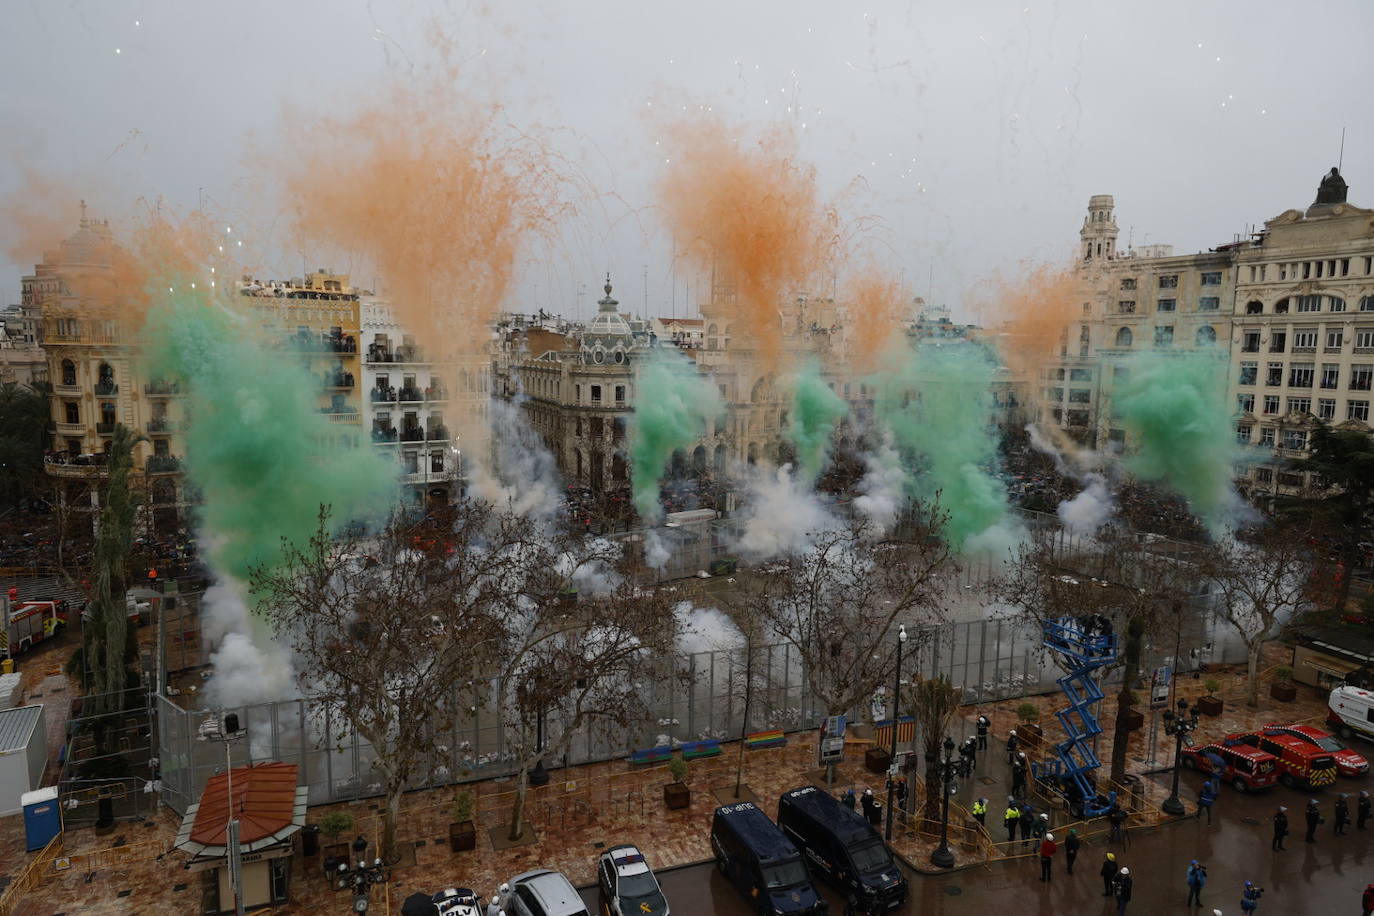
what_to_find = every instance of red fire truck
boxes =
[1,598,67,660]
[1181,741,1279,793]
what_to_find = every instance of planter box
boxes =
[663,782,691,810]
[865,747,892,774]
[322,842,350,876]
[1195,695,1224,717]
[1019,722,1043,748]
[1270,682,1297,702]
[1123,709,1144,731]
[449,821,476,852]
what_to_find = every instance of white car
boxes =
[597,845,670,916]
[1328,685,1374,742]
[504,869,589,916]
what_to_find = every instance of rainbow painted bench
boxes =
[744,729,786,751]
[629,746,673,766]
[681,739,722,760]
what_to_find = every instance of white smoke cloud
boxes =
[734,464,839,559]
[201,579,295,708]
[1057,473,1115,537]
[644,529,672,570]
[673,600,743,655]
[853,436,906,535]
[1025,423,1069,474]
[469,397,564,526]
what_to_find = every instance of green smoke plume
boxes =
[141,288,395,585]
[1115,349,1239,535]
[871,341,1008,548]
[628,347,723,521]
[787,361,848,483]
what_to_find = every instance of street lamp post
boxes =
[1161,698,1199,816]
[198,713,245,916]
[884,625,908,841]
[930,736,958,869]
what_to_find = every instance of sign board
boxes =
[1151,665,1172,707]
[818,716,847,767]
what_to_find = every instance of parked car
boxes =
[430,888,482,916]
[711,802,826,915]
[597,845,669,916]
[1262,723,1369,777]
[1181,742,1278,793]
[1328,685,1374,743]
[504,870,589,916]
[777,786,907,911]
[1227,731,1338,789]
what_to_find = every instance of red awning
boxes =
[189,762,300,847]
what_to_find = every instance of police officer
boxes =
[972,796,987,827]
[1012,752,1028,797]
[841,787,857,810]
[861,788,881,827]
[1271,805,1288,851]
[486,896,502,916]
[1358,789,1371,831]
[1064,828,1080,875]
[1003,796,1020,843]
[1115,866,1133,915]
[1335,793,1351,836]
[961,736,978,774]
[977,715,990,750]
[1305,798,1322,843]
[1239,880,1262,914]
[1019,803,1035,849]
[1099,852,1118,897]
[1006,729,1019,764]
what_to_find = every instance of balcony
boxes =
[288,331,357,354]
[55,421,84,437]
[144,381,182,396]
[55,380,80,395]
[398,387,424,403]
[370,387,397,403]
[371,428,398,444]
[425,388,448,402]
[323,372,356,389]
[43,453,110,479]
[426,426,450,442]
[365,348,395,364]
[322,411,361,424]
[400,428,425,442]
[96,422,116,435]
[146,417,172,433]
[146,455,182,474]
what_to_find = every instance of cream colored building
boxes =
[1226,168,1374,497]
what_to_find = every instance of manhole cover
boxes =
[943,886,963,896]
[1241,817,1260,826]
[978,777,997,786]
[593,842,606,849]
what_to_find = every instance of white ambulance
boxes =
[1327,685,1374,742]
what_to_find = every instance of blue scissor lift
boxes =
[1030,617,1118,817]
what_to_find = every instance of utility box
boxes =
[22,786,61,851]
[0,704,48,816]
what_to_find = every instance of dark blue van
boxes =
[711,802,827,915]
[777,786,907,910]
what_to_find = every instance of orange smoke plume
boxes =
[657,116,838,369]
[279,83,563,359]
[981,262,1082,378]
[847,269,908,374]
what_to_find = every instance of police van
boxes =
[1328,685,1374,742]
[777,786,907,911]
[710,802,826,915]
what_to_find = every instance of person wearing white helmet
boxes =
[486,895,501,916]
[1038,831,1057,882]
[1114,866,1133,915]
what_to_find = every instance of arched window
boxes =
[61,359,76,386]
[670,449,687,479]
[1115,327,1133,347]
[1195,325,1217,346]
[714,444,727,473]
[747,442,758,465]
[1245,300,1263,315]
[693,445,706,473]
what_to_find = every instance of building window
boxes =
[1201,271,1222,286]
[1120,278,1137,290]
[1293,329,1317,351]
[1238,362,1257,385]
[1360,296,1374,312]
[1327,329,1344,351]
[1245,301,1263,315]
[1113,365,1129,381]
[614,385,626,404]
[590,384,602,403]
[1068,389,1091,403]
[1283,429,1307,451]
[1287,396,1311,415]
[1329,297,1346,313]
[1236,425,1251,443]
[64,401,79,424]
[575,384,581,403]
[1321,364,1340,389]
[1118,300,1136,314]
[1196,325,1217,346]
[1154,326,1174,347]
[1351,364,1373,391]
[1115,327,1133,347]
[1355,328,1374,351]
[1318,398,1336,420]
[1156,298,1177,312]
[60,359,76,385]
[1266,362,1283,386]
[1289,363,1314,389]
[1269,331,1287,353]
[1349,400,1371,422]
[1236,394,1255,413]
[1274,298,1290,314]
[1070,368,1092,381]
[1259,428,1276,447]
[1158,275,1178,289]
[1242,332,1261,353]
[1263,395,1279,415]
[1048,387,1064,401]
[1199,297,1220,311]
[1296,295,1322,312]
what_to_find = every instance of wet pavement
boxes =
[629,767,1371,916]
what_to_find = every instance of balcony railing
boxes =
[144,381,182,396]
[372,427,398,443]
[146,417,171,433]
[324,373,356,389]
[146,455,182,473]
[425,388,448,401]
[289,332,357,354]
[95,422,115,435]
[318,406,360,414]
[95,380,119,395]
[371,387,397,403]
[427,426,450,441]
[400,428,424,442]
[43,453,110,478]
[398,387,424,402]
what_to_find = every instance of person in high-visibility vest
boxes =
[1003,797,1020,842]
[972,797,988,827]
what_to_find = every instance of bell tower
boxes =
[1080,195,1118,261]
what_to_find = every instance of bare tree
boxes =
[1211,522,1313,706]
[252,501,529,861]
[906,675,960,825]
[750,503,952,778]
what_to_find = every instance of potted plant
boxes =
[1015,703,1043,748]
[449,790,477,852]
[1121,692,1144,731]
[318,810,354,874]
[1196,679,1224,716]
[1269,666,1297,702]
[865,745,892,774]
[663,756,691,809]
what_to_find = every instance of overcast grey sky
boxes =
[3,0,1370,322]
